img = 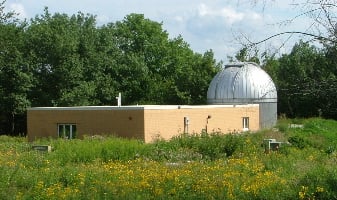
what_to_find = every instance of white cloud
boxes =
[96,15,111,25]
[8,3,27,20]
[197,4,207,16]
[174,16,184,23]
[197,3,244,25]
[246,11,263,22]
[219,7,244,24]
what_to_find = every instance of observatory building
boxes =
[27,62,277,142]
[207,62,277,128]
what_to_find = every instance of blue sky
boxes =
[4,0,314,62]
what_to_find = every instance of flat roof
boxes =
[28,104,259,111]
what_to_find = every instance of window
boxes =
[242,117,249,131]
[58,124,77,139]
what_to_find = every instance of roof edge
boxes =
[224,62,259,69]
[27,104,260,111]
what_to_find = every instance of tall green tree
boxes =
[25,8,98,106]
[0,1,31,134]
[265,41,336,118]
[82,24,120,105]
[320,45,337,118]
[111,14,220,105]
[112,14,169,104]
[0,6,221,135]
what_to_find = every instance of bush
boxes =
[288,135,307,149]
[168,131,244,161]
[41,136,150,164]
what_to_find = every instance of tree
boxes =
[245,0,337,45]
[83,24,120,106]
[0,0,16,23]
[236,0,337,119]
[320,45,337,118]
[0,5,221,135]
[25,8,98,106]
[24,11,220,108]
[111,14,221,105]
[234,0,337,67]
[264,40,336,118]
[228,46,260,64]
[111,14,171,104]
[0,1,31,134]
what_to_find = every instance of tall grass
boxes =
[44,136,151,164]
[0,118,337,199]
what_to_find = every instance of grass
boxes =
[0,117,337,199]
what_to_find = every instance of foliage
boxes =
[1,118,337,199]
[229,38,337,121]
[23,11,220,107]
[1,0,337,136]
[288,135,307,149]
[0,6,220,135]
[237,0,337,120]
[0,2,31,134]
[261,41,337,120]
[2,0,337,136]
[228,46,260,63]
[41,136,151,164]
[0,0,17,23]
[148,132,244,161]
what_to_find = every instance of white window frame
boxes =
[242,117,249,131]
[58,124,77,139]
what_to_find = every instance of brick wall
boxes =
[27,105,259,143]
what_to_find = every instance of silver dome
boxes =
[207,62,277,104]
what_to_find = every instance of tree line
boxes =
[0,5,221,135]
[1,1,337,136]
[264,41,337,120]
[232,40,337,120]
[235,0,337,120]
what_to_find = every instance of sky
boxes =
[4,0,316,62]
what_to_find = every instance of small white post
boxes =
[116,92,121,106]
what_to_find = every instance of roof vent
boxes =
[116,93,121,107]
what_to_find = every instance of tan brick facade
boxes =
[27,105,260,143]
[143,105,260,142]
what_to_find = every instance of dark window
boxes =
[58,124,76,139]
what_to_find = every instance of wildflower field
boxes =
[1,118,337,199]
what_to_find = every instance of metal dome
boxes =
[207,62,277,104]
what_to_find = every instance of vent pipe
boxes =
[116,93,121,107]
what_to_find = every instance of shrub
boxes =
[288,135,307,149]
[168,131,244,161]
[43,136,150,164]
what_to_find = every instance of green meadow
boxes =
[1,118,337,199]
